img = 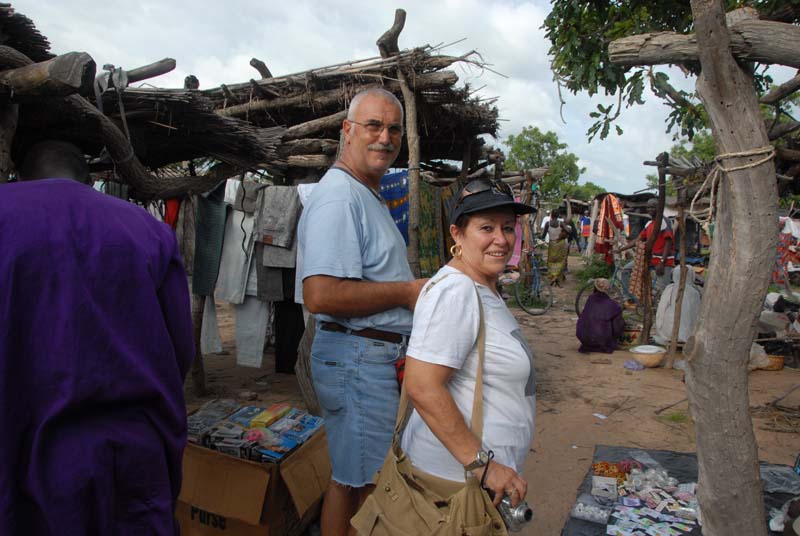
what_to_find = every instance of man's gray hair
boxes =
[347,88,404,123]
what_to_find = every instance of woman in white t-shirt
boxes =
[401,178,536,509]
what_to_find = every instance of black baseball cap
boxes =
[450,179,535,225]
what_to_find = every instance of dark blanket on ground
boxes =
[561,445,799,535]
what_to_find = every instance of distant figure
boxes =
[654,267,702,346]
[0,141,194,535]
[579,210,591,251]
[576,278,625,353]
[541,208,569,287]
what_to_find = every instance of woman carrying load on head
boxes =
[401,178,537,525]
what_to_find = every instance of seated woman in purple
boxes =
[576,278,625,353]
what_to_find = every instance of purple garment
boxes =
[0,180,194,535]
[576,291,624,353]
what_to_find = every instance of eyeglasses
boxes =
[455,179,513,208]
[347,119,404,138]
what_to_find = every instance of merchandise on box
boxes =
[251,402,292,428]
[187,398,239,444]
[269,408,324,443]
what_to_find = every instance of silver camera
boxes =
[489,492,533,532]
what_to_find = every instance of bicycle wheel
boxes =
[514,271,552,315]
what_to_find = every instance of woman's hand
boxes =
[473,461,528,507]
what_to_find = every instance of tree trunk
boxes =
[685,2,775,535]
[399,68,422,278]
[609,19,800,69]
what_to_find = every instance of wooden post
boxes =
[666,186,689,368]
[640,152,668,344]
[585,199,600,258]
[0,103,17,180]
[190,295,207,396]
[399,69,422,278]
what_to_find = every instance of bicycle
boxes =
[513,244,553,316]
[574,255,664,320]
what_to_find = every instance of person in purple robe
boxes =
[0,141,194,535]
[576,278,625,353]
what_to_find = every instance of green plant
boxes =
[658,410,690,425]
[575,255,613,285]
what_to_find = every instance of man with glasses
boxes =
[296,88,427,535]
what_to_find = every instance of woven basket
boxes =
[633,352,665,368]
[759,355,784,371]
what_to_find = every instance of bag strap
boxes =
[392,277,487,444]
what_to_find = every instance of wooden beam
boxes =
[249,57,272,79]
[126,58,175,84]
[280,138,338,156]
[0,51,95,102]
[283,110,347,140]
[376,9,406,58]
[217,70,458,118]
[609,19,800,70]
[760,71,800,105]
[286,154,333,168]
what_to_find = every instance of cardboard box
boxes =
[177,429,330,535]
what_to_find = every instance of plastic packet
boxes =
[570,493,613,524]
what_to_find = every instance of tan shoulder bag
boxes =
[351,283,507,536]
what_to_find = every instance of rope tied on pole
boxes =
[688,145,776,229]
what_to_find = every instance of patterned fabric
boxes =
[547,238,568,284]
[419,180,446,277]
[594,194,625,264]
[379,171,409,245]
[629,240,648,303]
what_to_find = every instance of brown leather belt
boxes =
[320,322,405,344]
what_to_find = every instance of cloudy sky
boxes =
[16,0,754,194]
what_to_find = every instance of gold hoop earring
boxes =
[449,244,462,258]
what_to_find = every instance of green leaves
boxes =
[505,126,587,201]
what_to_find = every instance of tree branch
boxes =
[609,20,800,70]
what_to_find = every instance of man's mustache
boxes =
[367,143,397,152]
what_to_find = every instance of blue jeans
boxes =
[310,326,407,487]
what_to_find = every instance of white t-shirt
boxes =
[400,265,536,482]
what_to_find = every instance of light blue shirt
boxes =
[296,167,414,335]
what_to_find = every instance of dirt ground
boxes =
[185,255,800,535]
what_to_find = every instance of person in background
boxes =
[297,88,427,536]
[653,266,702,346]
[400,178,535,514]
[576,278,625,353]
[0,141,194,535]
[617,198,675,293]
[541,208,569,287]
[579,210,592,251]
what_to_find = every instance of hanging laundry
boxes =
[215,207,256,305]
[164,198,181,229]
[234,296,270,368]
[192,181,227,296]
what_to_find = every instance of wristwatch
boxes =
[463,449,490,472]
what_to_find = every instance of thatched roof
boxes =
[0,3,52,62]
